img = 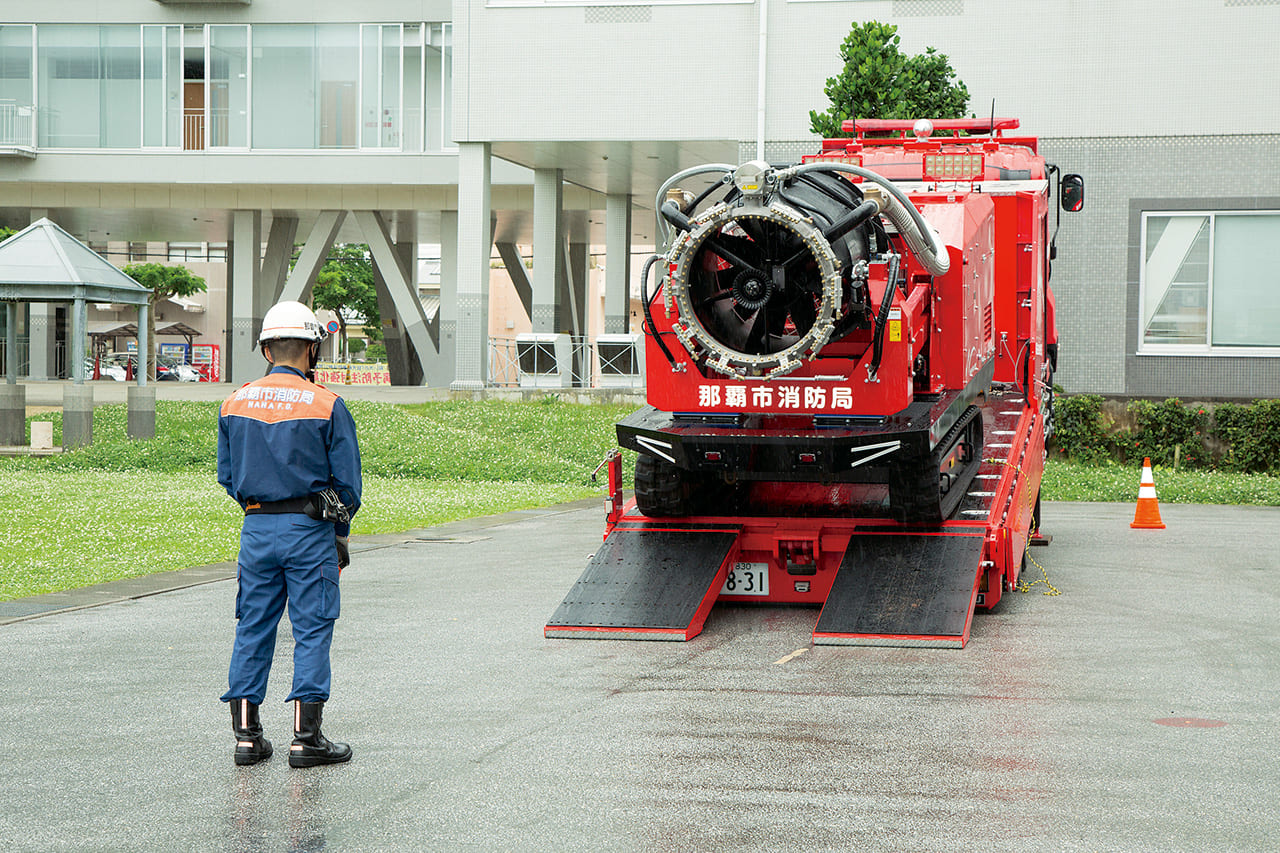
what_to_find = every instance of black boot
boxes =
[289,701,352,768]
[230,699,273,766]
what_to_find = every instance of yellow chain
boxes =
[981,456,1060,596]
[1017,546,1060,596]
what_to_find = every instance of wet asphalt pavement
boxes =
[1,499,1278,852]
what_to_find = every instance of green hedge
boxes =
[1049,395,1279,474]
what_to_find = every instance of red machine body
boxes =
[547,119,1081,647]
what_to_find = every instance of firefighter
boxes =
[217,300,362,768]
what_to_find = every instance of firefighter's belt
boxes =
[244,497,311,515]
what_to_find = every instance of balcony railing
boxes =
[0,101,35,149]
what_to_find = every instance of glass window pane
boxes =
[380,25,400,148]
[361,24,401,149]
[360,25,380,148]
[1142,215,1208,346]
[252,24,316,148]
[100,26,140,148]
[442,24,452,149]
[318,25,358,149]
[142,26,180,147]
[1210,214,1280,347]
[209,25,247,148]
[38,25,101,147]
[402,25,422,152]
[0,25,34,147]
[424,25,443,151]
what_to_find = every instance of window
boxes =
[252,24,359,149]
[27,22,449,152]
[0,25,34,147]
[37,25,142,148]
[1139,211,1280,354]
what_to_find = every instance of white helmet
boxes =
[258,301,326,346]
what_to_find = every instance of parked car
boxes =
[86,357,127,381]
[101,352,201,382]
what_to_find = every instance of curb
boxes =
[0,497,605,626]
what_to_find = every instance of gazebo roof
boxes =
[0,219,150,305]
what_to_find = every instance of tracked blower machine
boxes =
[547,118,1083,647]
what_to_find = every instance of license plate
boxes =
[721,562,769,596]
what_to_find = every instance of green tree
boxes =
[810,21,970,137]
[310,244,382,361]
[0,227,15,241]
[122,262,207,381]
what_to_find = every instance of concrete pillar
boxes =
[452,142,491,390]
[27,209,54,380]
[604,193,633,334]
[228,210,264,384]
[127,385,156,439]
[566,241,589,386]
[27,304,54,381]
[532,169,563,333]
[395,236,424,386]
[70,298,87,383]
[372,265,411,385]
[0,384,24,446]
[258,215,300,311]
[5,301,16,384]
[1,303,19,445]
[63,384,93,448]
[428,210,458,388]
[280,211,345,305]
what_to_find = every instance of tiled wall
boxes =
[1043,135,1280,400]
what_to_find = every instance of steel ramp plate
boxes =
[813,532,986,648]
[545,526,739,641]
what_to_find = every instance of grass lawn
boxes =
[2,398,1276,601]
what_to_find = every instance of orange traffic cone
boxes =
[1130,457,1166,529]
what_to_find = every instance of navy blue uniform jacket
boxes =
[217,365,362,537]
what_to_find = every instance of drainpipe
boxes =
[756,0,768,161]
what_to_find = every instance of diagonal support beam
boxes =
[352,211,438,364]
[494,241,532,321]
[279,211,345,305]
[259,215,300,314]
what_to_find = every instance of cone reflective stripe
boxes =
[1130,457,1166,529]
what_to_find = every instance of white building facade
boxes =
[2,0,1279,397]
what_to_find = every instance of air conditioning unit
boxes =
[516,333,572,389]
[595,333,645,388]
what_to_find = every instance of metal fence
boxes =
[487,335,644,390]
[0,339,68,378]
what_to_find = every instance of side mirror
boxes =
[1060,173,1084,212]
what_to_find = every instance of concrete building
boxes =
[2,1,1278,398]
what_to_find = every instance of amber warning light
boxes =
[923,152,984,182]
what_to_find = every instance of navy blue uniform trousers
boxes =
[221,513,342,705]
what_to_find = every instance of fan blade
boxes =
[695,288,736,310]
[789,292,817,336]
[744,303,770,354]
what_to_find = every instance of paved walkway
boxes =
[1,500,1277,851]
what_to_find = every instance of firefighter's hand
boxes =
[335,536,350,569]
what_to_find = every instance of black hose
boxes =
[867,254,902,379]
[640,254,678,368]
[660,200,693,234]
[824,200,881,244]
